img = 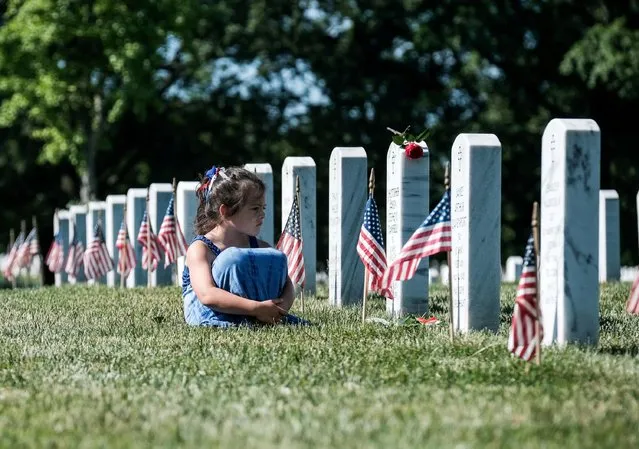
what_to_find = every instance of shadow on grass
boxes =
[597,344,639,357]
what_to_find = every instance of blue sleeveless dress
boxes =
[182,235,308,327]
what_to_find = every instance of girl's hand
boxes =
[252,299,287,324]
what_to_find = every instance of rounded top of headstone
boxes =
[385,141,429,156]
[282,156,316,168]
[176,181,200,192]
[149,183,174,194]
[543,118,600,135]
[69,204,88,214]
[127,187,148,196]
[106,195,127,205]
[88,201,107,210]
[329,147,367,159]
[244,163,273,173]
[506,255,524,264]
[452,133,501,149]
[599,189,619,200]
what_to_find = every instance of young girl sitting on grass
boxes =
[182,165,307,327]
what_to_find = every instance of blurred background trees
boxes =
[1,0,638,282]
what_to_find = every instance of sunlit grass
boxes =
[0,283,638,448]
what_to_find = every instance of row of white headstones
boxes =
[52,118,612,347]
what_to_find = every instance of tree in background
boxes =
[0,0,206,201]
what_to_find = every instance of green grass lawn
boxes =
[1,283,638,448]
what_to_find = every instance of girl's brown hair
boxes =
[194,166,265,235]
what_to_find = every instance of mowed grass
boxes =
[1,283,639,449]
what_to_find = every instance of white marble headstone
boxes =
[126,188,148,288]
[540,118,600,347]
[149,183,174,286]
[385,142,429,317]
[439,263,449,286]
[244,163,274,246]
[281,157,316,294]
[328,147,367,307]
[86,201,108,285]
[429,267,440,284]
[451,133,501,333]
[176,181,199,287]
[69,204,88,284]
[106,195,126,287]
[505,256,524,283]
[53,209,70,286]
[599,190,620,282]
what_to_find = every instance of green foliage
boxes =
[389,125,431,146]
[560,18,639,99]
[0,0,195,173]
[0,284,638,447]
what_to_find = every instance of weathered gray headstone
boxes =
[385,141,429,317]
[176,181,199,286]
[244,163,274,245]
[105,195,126,287]
[451,133,501,333]
[281,157,316,293]
[69,204,88,284]
[540,118,600,347]
[328,147,367,307]
[86,201,108,285]
[53,209,70,286]
[149,183,174,286]
[126,188,148,288]
[505,256,524,283]
[599,189,620,282]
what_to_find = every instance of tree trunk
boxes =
[80,93,104,202]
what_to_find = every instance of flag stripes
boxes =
[507,233,542,362]
[276,194,305,286]
[83,223,114,280]
[157,196,188,267]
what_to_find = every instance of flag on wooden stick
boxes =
[157,196,188,267]
[65,224,84,277]
[2,231,24,280]
[83,223,114,280]
[116,219,136,279]
[45,233,65,273]
[357,193,392,298]
[136,210,162,271]
[507,233,542,362]
[276,194,305,286]
[380,190,452,292]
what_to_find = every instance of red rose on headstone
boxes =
[404,142,423,159]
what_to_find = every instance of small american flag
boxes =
[16,228,39,268]
[507,233,542,362]
[626,270,639,315]
[116,219,136,278]
[2,232,24,280]
[136,210,162,271]
[380,190,452,291]
[65,224,84,277]
[45,233,65,273]
[357,194,393,299]
[157,196,188,267]
[83,223,114,280]
[276,195,305,286]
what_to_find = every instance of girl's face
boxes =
[225,191,266,237]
